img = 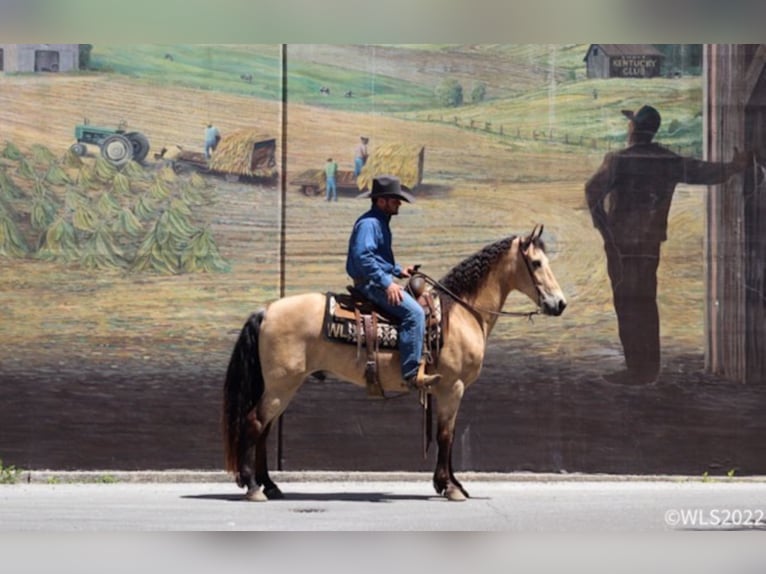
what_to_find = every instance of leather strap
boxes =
[421,391,433,459]
[354,308,363,361]
[363,314,384,398]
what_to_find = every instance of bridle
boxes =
[517,237,548,308]
[412,237,544,322]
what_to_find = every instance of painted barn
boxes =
[584,44,664,79]
[0,44,80,73]
[705,44,766,385]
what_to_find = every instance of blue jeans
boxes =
[353,157,365,177]
[356,282,425,380]
[325,176,337,201]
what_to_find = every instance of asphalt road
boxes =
[2,475,766,532]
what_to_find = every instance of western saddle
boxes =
[325,275,443,399]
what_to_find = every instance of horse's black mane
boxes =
[436,234,546,300]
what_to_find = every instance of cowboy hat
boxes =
[358,175,415,203]
[621,105,661,135]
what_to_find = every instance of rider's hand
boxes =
[386,282,404,305]
[401,264,420,278]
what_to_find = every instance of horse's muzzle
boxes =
[541,296,567,316]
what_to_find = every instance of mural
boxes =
[0,44,764,476]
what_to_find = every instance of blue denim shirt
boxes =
[345,205,402,288]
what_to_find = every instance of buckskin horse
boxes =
[223,224,567,501]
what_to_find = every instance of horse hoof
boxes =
[264,486,284,500]
[244,487,268,502]
[445,486,467,502]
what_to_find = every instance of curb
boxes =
[18,470,766,484]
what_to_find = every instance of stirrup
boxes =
[405,361,441,390]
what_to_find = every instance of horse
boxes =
[223,224,567,502]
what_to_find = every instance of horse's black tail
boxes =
[223,310,266,474]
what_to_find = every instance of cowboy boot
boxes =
[404,359,441,390]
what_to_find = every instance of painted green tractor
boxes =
[69,119,150,166]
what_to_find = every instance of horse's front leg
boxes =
[431,380,468,501]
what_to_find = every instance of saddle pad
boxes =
[323,292,442,351]
[324,293,399,348]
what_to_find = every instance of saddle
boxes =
[324,277,443,398]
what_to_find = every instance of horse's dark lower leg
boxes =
[449,465,469,499]
[236,411,260,492]
[255,421,283,499]
[236,441,257,491]
[432,435,449,495]
[238,414,282,501]
[432,422,469,501]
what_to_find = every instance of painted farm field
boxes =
[2,45,762,475]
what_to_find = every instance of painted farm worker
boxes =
[325,157,339,202]
[585,104,752,385]
[204,123,221,159]
[353,136,369,177]
[346,175,440,390]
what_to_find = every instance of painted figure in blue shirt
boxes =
[204,123,221,159]
[345,175,441,390]
[325,157,338,201]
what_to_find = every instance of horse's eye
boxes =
[531,260,542,270]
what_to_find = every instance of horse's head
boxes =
[518,224,567,316]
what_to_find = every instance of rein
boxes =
[413,270,539,321]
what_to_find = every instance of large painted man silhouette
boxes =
[585,104,751,384]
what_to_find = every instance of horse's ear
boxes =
[522,224,544,250]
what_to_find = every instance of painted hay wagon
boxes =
[291,143,425,197]
[290,168,360,196]
[356,143,424,191]
[169,129,278,183]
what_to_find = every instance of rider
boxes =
[346,175,441,390]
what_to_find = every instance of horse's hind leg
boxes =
[244,374,306,501]
[240,411,266,501]
[255,421,283,500]
[239,414,280,502]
